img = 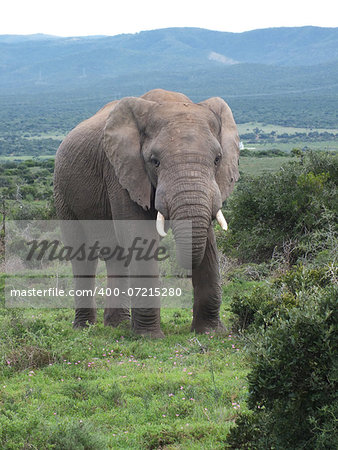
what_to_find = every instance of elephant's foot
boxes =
[131,308,163,338]
[191,318,226,334]
[73,308,96,329]
[104,308,131,328]
[133,327,165,339]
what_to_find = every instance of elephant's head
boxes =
[103,89,239,268]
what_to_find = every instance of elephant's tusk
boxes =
[216,210,228,231]
[156,211,167,237]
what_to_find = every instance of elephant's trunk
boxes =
[168,189,213,269]
[155,158,223,269]
[171,217,208,269]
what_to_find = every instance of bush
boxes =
[230,264,333,332]
[227,285,337,449]
[47,419,107,449]
[230,285,277,331]
[10,201,56,220]
[221,152,337,263]
[5,344,55,370]
[274,263,333,294]
[240,148,289,158]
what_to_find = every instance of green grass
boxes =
[0,154,291,176]
[237,122,338,135]
[239,156,293,175]
[0,299,248,449]
[237,122,338,153]
[250,141,338,152]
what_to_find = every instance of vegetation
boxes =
[226,274,337,449]
[0,159,55,221]
[1,27,338,162]
[0,150,336,448]
[240,127,338,148]
[0,32,337,442]
[0,307,249,449]
[221,151,338,262]
[1,27,338,95]
[219,152,338,449]
[0,153,297,223]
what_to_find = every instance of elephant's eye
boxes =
[214,155,221,166]
[151,157,160,168]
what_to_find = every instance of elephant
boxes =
[53,89,239,337]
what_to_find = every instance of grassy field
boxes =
[237,122,338,135]
[0,280,250,449]
[0,148,334,448]
[0,154,293,176]
[239,155,293,175]
[237,122,338,153]
[249,141,338,152]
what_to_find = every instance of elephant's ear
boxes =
[103,97,155,210]
[200,97,240,202]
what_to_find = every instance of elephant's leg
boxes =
[59,220,98,328]
[191,225,225,333]
[132,306,164,338]
[106,180,164,337]
[130,257,164,338]
[127,236,163,338]
[132,306,163,338]
[72,258,98,328]
[104,258,131,327]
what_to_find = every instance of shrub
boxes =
[274,263,333,294]
[230,264,333,332]
[221,152,337,263]
[0,413,107,449]
[10,201,56,220]
[240,148,289,157]
[230,285,277,331]
[226,285,337,449]
[5,344,55,370]
[47,419,107,449]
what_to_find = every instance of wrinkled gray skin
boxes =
[54,89,239,338]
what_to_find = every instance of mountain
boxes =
[0,27,337,130]
[0,26,337,95]
[0,34,59,43]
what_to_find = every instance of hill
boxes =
[0,26,337,136]
[0,26,337,95]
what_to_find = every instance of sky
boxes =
[1,0,336,37]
